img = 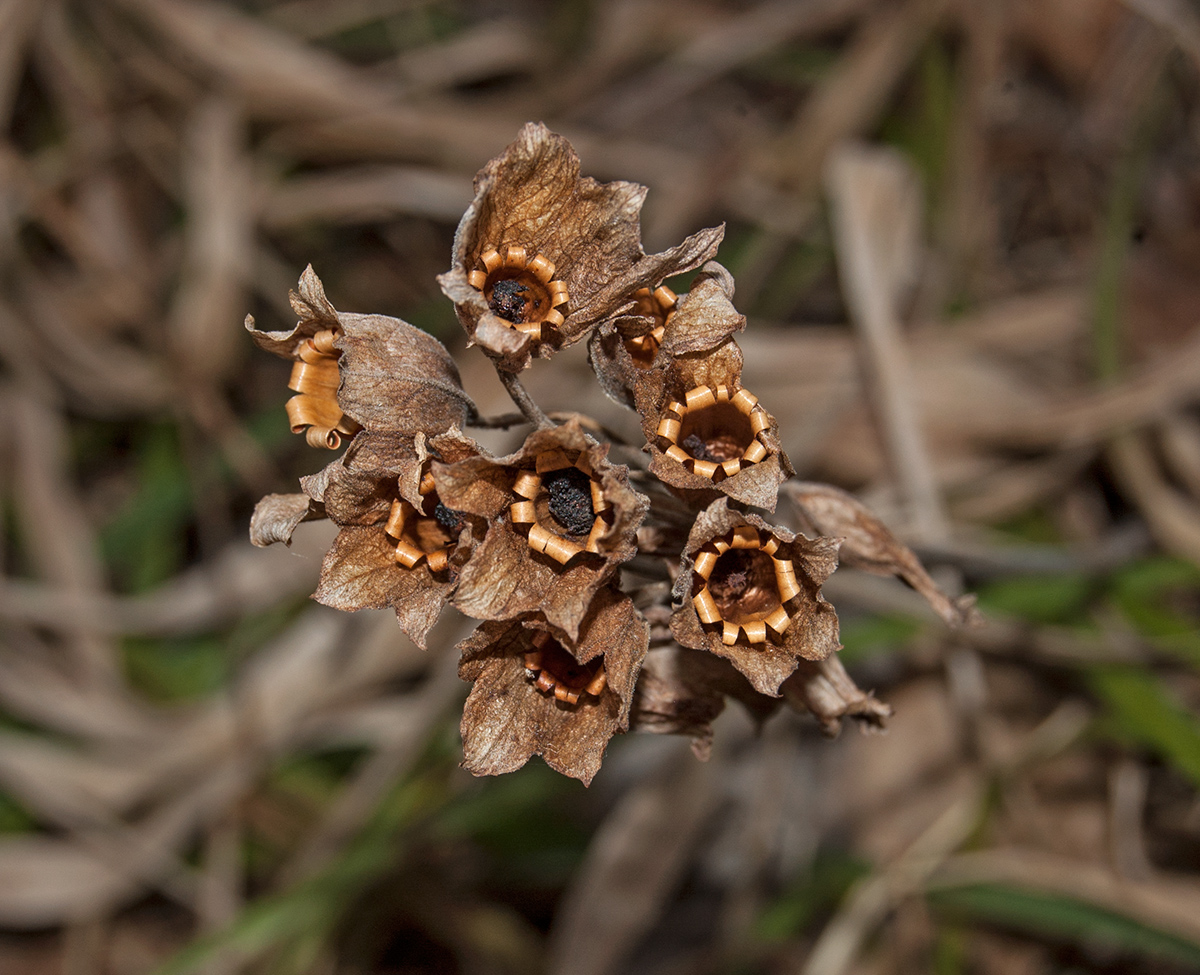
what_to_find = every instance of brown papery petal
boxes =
[458,590,648,784]
[670,499,841,696]
[244,264,338,360]
[314,524,455,650]
[442,123,722,371]
[249,493,324,547]
[784,482,980,629]
[334,310,473,437]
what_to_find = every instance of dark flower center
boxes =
[678,403,754,463]
[707,550,780,623]
[489,277,533,323]
[433,502,464,533]
[525,636,607,705]
[543,467,595,536]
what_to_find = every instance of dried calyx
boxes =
[656,383,770,482]
[623,285,677,367]
[691,525,799,646]
[251,125,981,784]
[524,630,608,705]
[385,469,464,574]
[510,448,612,564]
[468,245,569,343]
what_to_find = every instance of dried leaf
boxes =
[785,481,979,628]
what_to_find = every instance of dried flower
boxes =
[458,589,647,784]
[242,128,983,785]
[670,500,840,696]
[311,430,486,649]
[247,266,473,443]
[438,123,723,373]
[246,265,360,449]
[632,265,792,511]
[435,420,648,640]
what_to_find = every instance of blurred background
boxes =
[2,0,1200,972]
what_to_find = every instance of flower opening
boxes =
[656,384,770,481]
[284,328,361,449]
[384,469,464,574]
[690,525,800,646]
[467,245,569,342]
[624,285,677,367]
[509,448,613,565]
[524,630,608,705]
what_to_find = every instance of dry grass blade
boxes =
[11,391,119,688]
[800,780,984,975]
[741,0,946,232]
[825,143,949,543]
[114,0,391,119]
[261,165,472,228]
[586,0,870,129]
[548,746,723,975]
[168,96,253,383]
[1119,0,1200,73]
[0,0,40,128]
[1108,431,1200,564]
[0,525,333,637]
[928,847,1200,947]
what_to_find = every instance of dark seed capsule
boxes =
[681,432,720,463]
[489,279,529,323]
[434,503,464,533]
[543,467,595,536]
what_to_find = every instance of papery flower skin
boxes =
[466,244,569,343]
[458,589,648,785]
[434,419,648,641]
[670,499,840,696]
[311,429,486,650]
[630,264,792,511]
[438,122,723,372]
[247,265,360,449]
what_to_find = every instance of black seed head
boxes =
[434,503,464,533]
[681,432,719,463]
[489,279,529,323]
[543,467,595,536]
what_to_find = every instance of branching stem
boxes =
[499,370,555,430]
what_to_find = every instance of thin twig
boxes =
[499,369,555,430]
[466,408,529,430]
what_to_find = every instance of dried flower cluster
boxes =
[248,124,974,784]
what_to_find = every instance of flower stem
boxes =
[466,408,528,429]
[499,370,555,430]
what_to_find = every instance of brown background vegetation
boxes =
[2,0,1200,973]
